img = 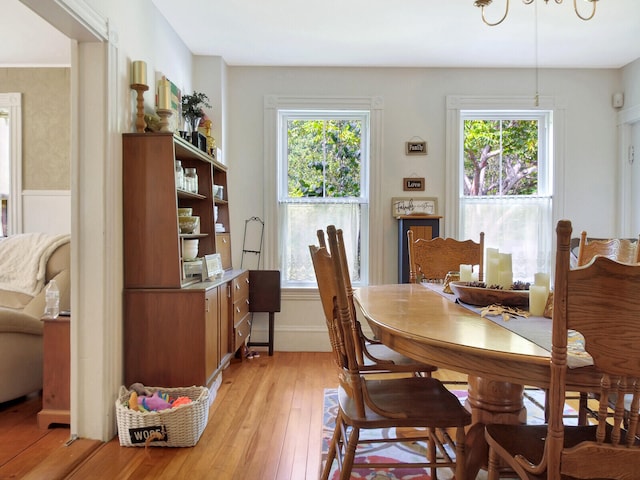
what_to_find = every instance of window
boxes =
[278,110,370,287]
[459,110,553,282]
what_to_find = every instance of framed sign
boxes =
[392,197,438,217]
[403,177,425,191]
[202,253,223,280]
[405,141,428,156]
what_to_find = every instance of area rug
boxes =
[321,386,577,480]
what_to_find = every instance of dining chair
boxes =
[407,229,485,283]
[310,225,472,480]
[316,228,437,375]
[484,219,640,480]
[574,230,640,425]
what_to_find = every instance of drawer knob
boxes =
[236,307,241,313]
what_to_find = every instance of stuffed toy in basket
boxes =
[116,384,209,447]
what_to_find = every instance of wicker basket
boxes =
[116,385,209,447]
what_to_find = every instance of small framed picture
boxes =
[202,253,223,280]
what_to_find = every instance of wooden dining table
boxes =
[353,283,603,480]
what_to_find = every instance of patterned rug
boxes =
[321,386,578,480]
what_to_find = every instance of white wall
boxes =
[224,66,623,351]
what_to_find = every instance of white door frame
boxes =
[617,104,640,237]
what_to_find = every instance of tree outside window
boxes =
[279,112,369,287]
[460,113,552,282]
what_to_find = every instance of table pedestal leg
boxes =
[463,376,527,480]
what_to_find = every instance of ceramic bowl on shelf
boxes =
[179,215,200,234]
[178,207,193,217]
[182,239,199,260]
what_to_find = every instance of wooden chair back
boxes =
[576,230,640,267]
[407,230,485,283]
[535,220,640,479]
[309,228,366,416]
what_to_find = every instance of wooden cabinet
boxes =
[232,271,251,352]
[122,132,244,390]
[398,215,442,283]
[38,317,70,429]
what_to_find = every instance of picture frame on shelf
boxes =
[202,253,223,280]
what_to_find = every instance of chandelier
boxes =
[474,0,598,26]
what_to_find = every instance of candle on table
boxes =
[534,272,550,293]
[529,285,548,316]
[460,264,473,282]
[487,258,500,286]
[498,253,513,289]
[131,60,147,85]
[485,248,499,286]
[499,269,513,290]
[158,77,171,110]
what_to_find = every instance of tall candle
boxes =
[534,272,550,293]
[158,77,171,110]
[131,60,147,85]
[529,285,548,316]
[485,248,499,286]
[487,259,500,286]
[459,264,472,282]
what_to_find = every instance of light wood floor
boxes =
[1,352,343,479]
[0,351,524,480]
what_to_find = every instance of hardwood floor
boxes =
[1,352,340,480]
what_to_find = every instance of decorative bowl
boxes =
[183,239,199,260]
[179,215,200,234]
[178,207,193,217]
[449,281,529,308]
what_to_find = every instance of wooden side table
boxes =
[38,316,70,428]
[248,270,281,356]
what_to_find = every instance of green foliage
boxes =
[287,119,362,198]
[463,119,538,196]
[181,91,211,119]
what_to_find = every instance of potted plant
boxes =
[181,91,212,133]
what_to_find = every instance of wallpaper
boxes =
[0,68,71,190]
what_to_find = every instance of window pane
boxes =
[460,111,551,282]
[463,119,539,197]
[461,197,552,282]
[282,203,361,285]
[287,119,362,198]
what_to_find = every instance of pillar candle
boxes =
[529,285,548,316]
[534,272,550,293]
[485,248,499,286]
[459,264,472,282]
[499,270,513,290]
[486,258,500,286]
[131,60,147,85]
[158,77,171,110]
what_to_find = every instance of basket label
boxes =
[128,425,167,444]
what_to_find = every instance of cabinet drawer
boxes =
[232,271,250,301]
[233,296,250,323]
[216,233,232,270]
[234,313,251,351]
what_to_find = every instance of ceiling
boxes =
[2,0,639,69]
[150,0,640,69]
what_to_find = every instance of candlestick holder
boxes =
[156,108,173,132]
[130,83,149,133]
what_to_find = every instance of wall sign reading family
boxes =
[392,197,438,217]
[405,141,428,156]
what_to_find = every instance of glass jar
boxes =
[175,160,184,190]
[184,167,198,193]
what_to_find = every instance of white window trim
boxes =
[264,95,384,295]
[0,93,22,235]
[445,95,567,239]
